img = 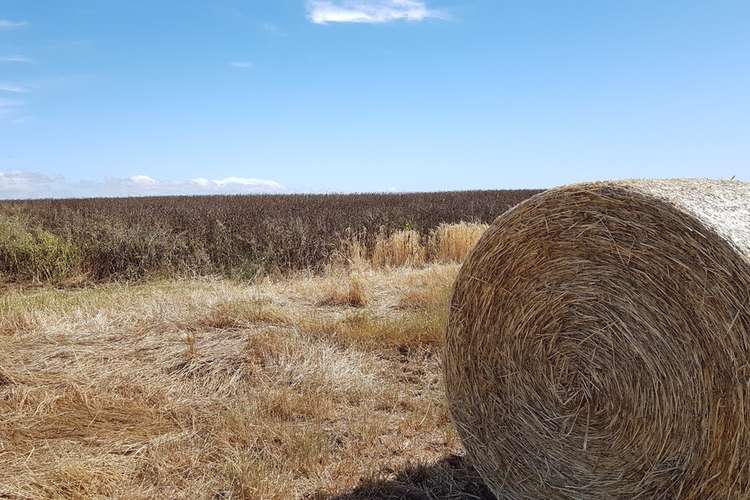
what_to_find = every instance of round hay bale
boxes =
[444,179,750,499]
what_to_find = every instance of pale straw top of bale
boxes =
[621,179,750,259]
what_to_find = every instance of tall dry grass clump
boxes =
[445,179,750,499]
[334,223,488,271]
[428,222,488,263]
[371,229,426,268]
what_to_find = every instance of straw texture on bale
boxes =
[444,179,750,499]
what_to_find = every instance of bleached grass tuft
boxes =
[371,229,426,268]
[316,273,369,308]
[428,222,488,263]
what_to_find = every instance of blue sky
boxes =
[0,1,748,198]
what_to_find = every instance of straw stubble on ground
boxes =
[0,263,492,499]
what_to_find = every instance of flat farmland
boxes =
[0,191,538,499]
[0,190,538,284]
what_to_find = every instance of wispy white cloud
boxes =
[0,171,285,199]
[9,115,34,124]
[0,83,28,93]
[0,19,27,30]
[0,98,24,119]
[0,56,32,63]
[307,0,446,24]
[128,174,158,187]
[260,22,286,36]
[0,98,23,108]
[188,177,282,192]
[0,171,58,197]
[229,61,254,69]
[99,175,284,196]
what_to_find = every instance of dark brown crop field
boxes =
[0,190,539,283]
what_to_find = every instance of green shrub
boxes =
[0,214,80,283]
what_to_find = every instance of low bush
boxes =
[0,214,80,283]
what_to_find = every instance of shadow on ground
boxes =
[320,454,495,500]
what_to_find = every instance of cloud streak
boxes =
[0,98,23,108]
[307,0,445,24]
[260,22,286,36]
[229,61,254,69]
[0,99,24,118]
[0,171,58,197]
[0,19,27,30]
[0,83,28,93]
[0,171,285,199]
[0,56,32,63]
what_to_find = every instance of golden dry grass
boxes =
[0,263,490,499]
[428,222,489,263]
[338,222,488,270]
[315,273,369,308]
[371,229,426,268]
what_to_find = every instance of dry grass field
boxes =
[0,225,495,499]
[0,190,537,283]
